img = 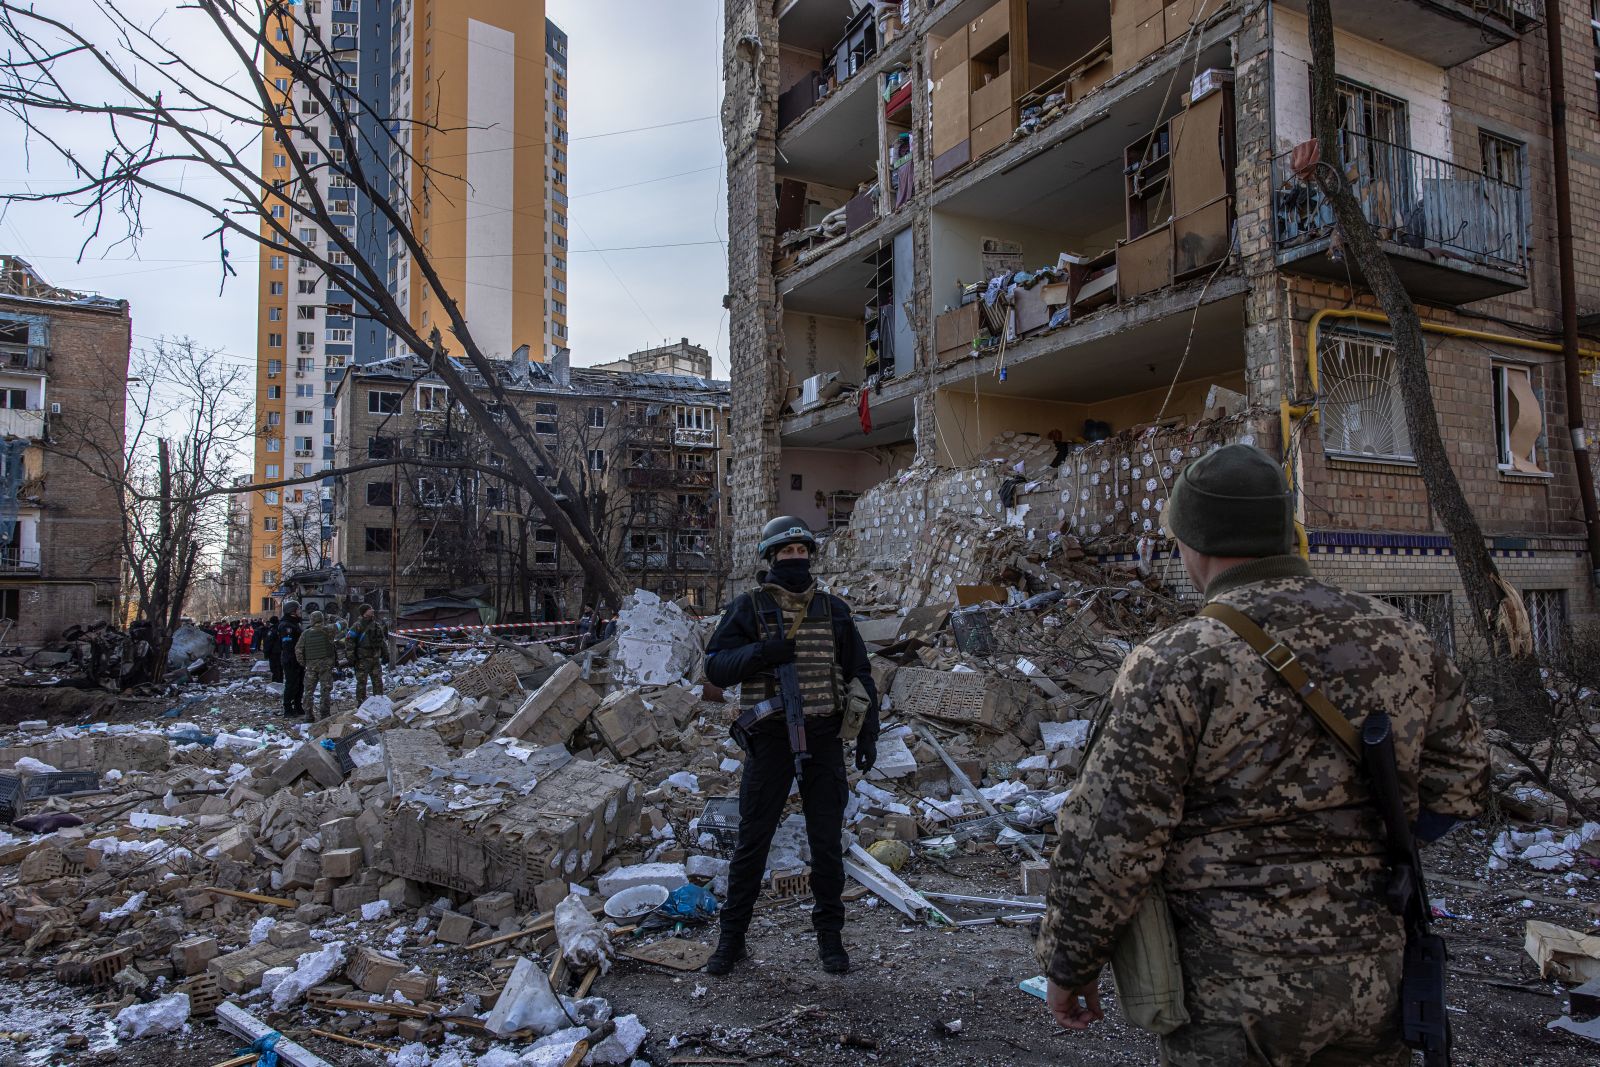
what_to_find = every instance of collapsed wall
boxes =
[820,411,1269,611]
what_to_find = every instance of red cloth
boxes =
[858,388,872,435]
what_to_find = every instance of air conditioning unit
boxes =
[299,345,313,354]
[293,371,306,378]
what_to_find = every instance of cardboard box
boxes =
[933,140,970,182]
[929,30,969,80]
[969,0,1011,58]
[1113,10,1166,73]
[1011,283,1053,336]
[1117,225,1173,300]
[971,109,1016,160]
[936,304,981,360]
[971,73,1012,126]
[1171,89,1229,216]
[1174,195,1232,277]
[932,75,971,154]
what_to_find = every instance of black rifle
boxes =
[759,597,810,781]
[1362,711,1450,1067]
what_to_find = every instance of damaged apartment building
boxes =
[0,256,128,646]
[723,0,1598,651]
[302,340,732,620]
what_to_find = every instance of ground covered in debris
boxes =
[0,444,1596,1065]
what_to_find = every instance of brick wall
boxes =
[0,297,128,646]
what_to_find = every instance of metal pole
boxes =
[1546,6,1600,585]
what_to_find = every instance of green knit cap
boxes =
[1165,444,1293,557]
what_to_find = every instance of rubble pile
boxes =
[820,415,1264,612]
[0,622,729,1063]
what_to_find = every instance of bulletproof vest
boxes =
[300,624,335,663]
[739,585,843,719]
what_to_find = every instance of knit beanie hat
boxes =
[1164,444,1293,557]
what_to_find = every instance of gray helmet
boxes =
[758,516,817,560]
[282,600,301,617]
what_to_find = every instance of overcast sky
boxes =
[0,0,729,380]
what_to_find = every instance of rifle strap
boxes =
[1198,603,1362,764]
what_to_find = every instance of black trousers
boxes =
[268,655,283,683]
[721,728,848,937]
[282,662,305,716]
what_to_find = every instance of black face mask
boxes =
[766,557,813,592]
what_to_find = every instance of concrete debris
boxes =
[614,590,706,686]
[114,991,190,1038]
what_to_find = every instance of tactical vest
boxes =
[300,624,335,663]
[739,585,844,719]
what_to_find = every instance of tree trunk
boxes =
[1304,0,1515,653]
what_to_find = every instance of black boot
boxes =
[704,932,748,976]
[817,931,849,974]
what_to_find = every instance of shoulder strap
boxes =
[1198,603,1362,763]
[754,590,814,640]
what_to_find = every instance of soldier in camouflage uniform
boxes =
[1036,444,1489,1065]
[294,609,341,721]
[347,605,387,703]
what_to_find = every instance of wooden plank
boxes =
[215,1002,335,1067]
[198,887,298,908]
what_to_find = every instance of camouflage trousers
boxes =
[1160,938,1408,1067]
[303,661,335,721]
[354,660,384,703]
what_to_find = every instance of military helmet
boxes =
[757,515,817,560]
[282,600,301,617]
[310,610,326,624]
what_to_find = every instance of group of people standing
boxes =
[202,618,266,657]
[239,603,390,723]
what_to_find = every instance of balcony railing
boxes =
[0,408,45,440]
[1272,133,1528,297]
[0,546,40,572]
[0,345,44,372]
[674,426,717,448]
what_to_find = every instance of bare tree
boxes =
[0,0,627,608]
[1302,0,1524,653]
[49,337,250,682]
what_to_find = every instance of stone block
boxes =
[1021,861,1051,897]
[203,826,254,863]
[171,936,217,977]
[345,946,406,995]
[386,971,436,1002]
[321,848,363,879]
[436,911,474,945]
[272,740,345,790]
[331,883,378,914]
[278,849,320,892]
[496,661,599,746]
[470,891,516,926]
[593,689,659,759]
[534,879,568,915]
[267,921,312,948]
[597,862,687,898]
[319,816,360,851]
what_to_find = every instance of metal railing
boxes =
[1272,132,1528,274]
[0,546,40,572]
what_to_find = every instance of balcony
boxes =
[0,546,40,572]
[1271,134,1528,305]
[1273,0,1537,68]
[0,408,45,440]
[625,467,674,490]
[0,345,44,373]
[673,426,717,449]
[624,420,674,445]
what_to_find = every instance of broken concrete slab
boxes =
[594,689,659,759]
[497,661,600,747]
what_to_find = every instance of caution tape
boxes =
[393,619,582,637]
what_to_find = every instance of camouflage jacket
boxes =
[1035,556,1488,987]
[295,623,338,667]
[347,618,387,663]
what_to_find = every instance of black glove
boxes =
[854,739,877,774]
[758,636,796,667]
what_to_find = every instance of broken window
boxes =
[1373,592,1455,657]
[363,527,392,552]
[415,384,449,413]
[1318,331,1412,462]
[587,405,607,428]
[366,481,393,507]
[1525,588,1567,661]
[1492,363,1544,474]
[368,391,402,415]
[535,402,558,436]
[588,448,605,472]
